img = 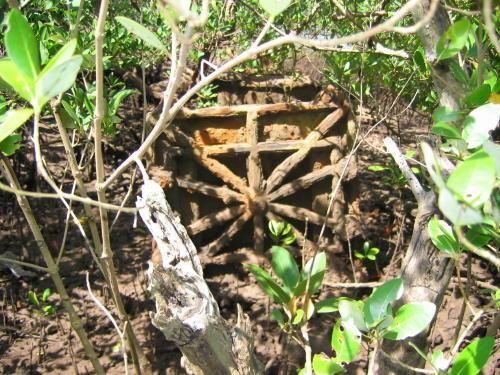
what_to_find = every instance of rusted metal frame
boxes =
[205,210,253,254]
[187,205,246,235]
[265,107,345,194]
[269,203,337,228]
[177,101,338,119]
[176,177,245,204]
[200,136,343,156]
[268,165,335,202]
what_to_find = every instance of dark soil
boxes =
[0,95,498,374]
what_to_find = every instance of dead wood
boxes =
[137,180,262,375]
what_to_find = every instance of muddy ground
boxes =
[0,92,498,374]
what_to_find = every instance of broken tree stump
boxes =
[137,179,262,375]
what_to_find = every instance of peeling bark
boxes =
[137,180,262,375]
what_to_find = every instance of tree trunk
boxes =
[373,2,468,371]
[137,180,263,375]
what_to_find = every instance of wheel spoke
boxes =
[269,202,336,227]
[188,205,246,235]
[266,107,345,193]
[268,165,334,201]
[177,177,245,204]
[205,210,252,254]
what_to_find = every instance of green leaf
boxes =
[383,302,436,340]
[244,264,290,303]
[0,108,33,143]
[258,0,291,17]
[465,225,493,248]
[270,309,286,327]
[292,309,304,325]
[364,278,403,327]
[436,19,471,60]
[42,305,56,315]
[316,297,351,314]
[431,121,462,139]
[40,39,78,76]
[339,300,367,334]
[116,16,166,51]
[0,134,22,155]
[449,60,469,85]
[271,246,299,293]
[367,165,387,172]
[41,288,51,302]
[462,103,500,149]
[108,89,136,115]
[0,59,35,101]
[295,252,326,295]
[35,55,83,110]
[413,48,427,73]
[432,107,462,123]
[430,350,450,372]
[312,354,344,375]
[27,290,39,306]
[447,150,495,208]
[482,141,500,176]
[427,218,460,256]
[438,188,483,226]
[450,336,494,375]
[354,251,365,260]
[331,320,361,364]
[4,9,40,80]
[465,84,491,107]
[269,220,284,237]
[0,96,7,116]
[421,142,446,189]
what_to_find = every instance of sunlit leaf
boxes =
[271,246,299,293]
[312,354,344,375]
[0,108,33,143]
[431,350,450,372]
[116,16,166,51]
[4,9,40,80]
[40,39,78,76]
[432,106,462,123]
[331,320,361,364]
[436,19,471,60]
[292,309,304,325]
[35,56,83,110]
[295,252,326,295]
[258,0,291,17]
[364,278,403,327]
[0,59,35,101]
[465,84,491,107]
[244,263,290,303]
[438,188,483,226]
[462,103,500,149]
[0,134,22,155]
[383,302,436,340]
[316,297,351,314]
[427,217,460,256]
[431,121,462,139]
[339,300,367,334]
[447,150,495,207]
[450,337,494,375]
